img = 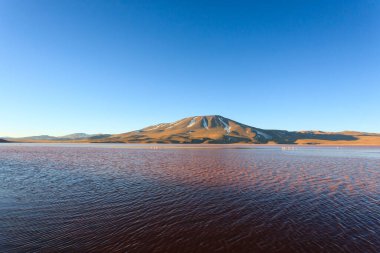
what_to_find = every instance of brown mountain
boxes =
[97,115,271,144]
[5,115,380,145]
[91,115,380,145]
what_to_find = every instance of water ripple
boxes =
[0,145,379,252]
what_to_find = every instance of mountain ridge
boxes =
[6,133,111,142]
[92,115,380,145]
[3,115,380,145]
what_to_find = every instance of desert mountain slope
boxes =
[99,115,273,144]
[90,115,380,145]
[5,115,380,145]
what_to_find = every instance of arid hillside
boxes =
[91,115,380,145]
[5,115,380,145]
[96,115,273,144]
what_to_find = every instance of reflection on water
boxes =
[0,144,379,252]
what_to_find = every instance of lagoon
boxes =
[0,144,379,252]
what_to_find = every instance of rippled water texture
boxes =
[0,144,379,252]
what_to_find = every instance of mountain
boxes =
[90,115,380,145]
[96,115,271,144]
[6,133,111,142]
[0,139,10,143]
[59,133,105,139]
[4,115,380,145]
[20,135,58,140]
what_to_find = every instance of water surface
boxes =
[0,144,379,252]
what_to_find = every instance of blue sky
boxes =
[1,0,379,137]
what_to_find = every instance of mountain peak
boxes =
[112,115,271,144]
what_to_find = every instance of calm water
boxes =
[0,144,379,252]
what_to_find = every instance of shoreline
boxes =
[2,142,380,147]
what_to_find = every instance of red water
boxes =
[0,144,379,252]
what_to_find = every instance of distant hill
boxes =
[6,133,111,142]
[59,133,99,139]
[21,135,58,140]
[4,116,380,145]
[0,139,9,143]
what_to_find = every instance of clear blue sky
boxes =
[1,0,379,137]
